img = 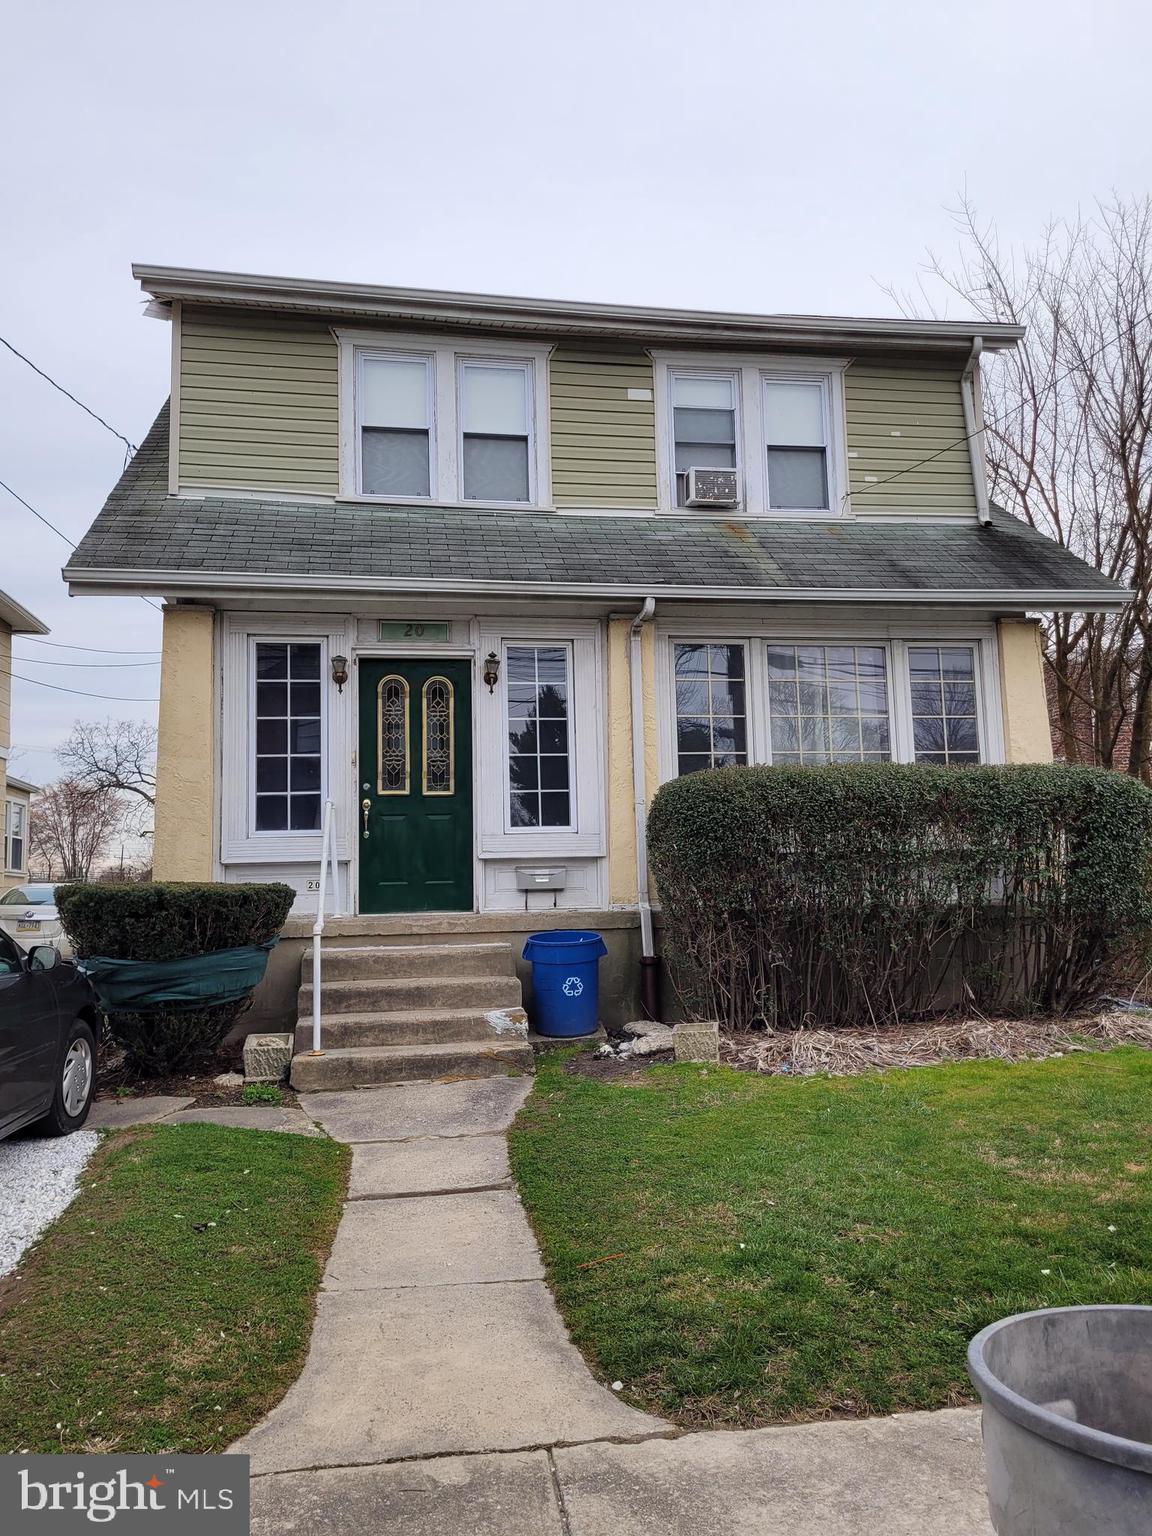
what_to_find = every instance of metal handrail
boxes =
[309,796,337,1056]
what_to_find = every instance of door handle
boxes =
[362,798,372,839]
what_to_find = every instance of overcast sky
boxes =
[3,0,1149,790]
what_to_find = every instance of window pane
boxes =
[766,447,828,508]
[505,645,573,828]
[462,365,528,434]
[766,645,892,765]
[763,380,825,446]
[362,426,431,497]
[673,375,734,410]
[463,435,529,501]
[361,356,429,428]
[673,642,748,774]
[674,407,736,445]
[675,439,737,473]
[253,641,322,833]
[909,646,981,765]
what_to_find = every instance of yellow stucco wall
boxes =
[606,616,660,906]
[154,606,216,880]
[997,618,1054,764]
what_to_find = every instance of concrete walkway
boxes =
[235,1077,993,1535]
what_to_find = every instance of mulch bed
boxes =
[95,1039,298,1108]
[566,1008,1152,1082]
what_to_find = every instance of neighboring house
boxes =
[65,267,1128,1023]
[0,591,48,884]
[3,778,37,882]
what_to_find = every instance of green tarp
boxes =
[77,941,277,1013]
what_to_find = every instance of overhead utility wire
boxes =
[0,476,163,614]
[12,655,159,669]
[0,335,137,458]
[0,664,158,704]
[20,637,160,656]
[842,310,1152,502]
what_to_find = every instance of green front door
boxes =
[358,659,474,913]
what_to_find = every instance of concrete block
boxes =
[243,1032,294,1082]
[673,1020,720,1064]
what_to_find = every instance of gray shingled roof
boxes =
[65,403,1125,603]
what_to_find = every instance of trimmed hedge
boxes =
[55,881,295,963]
[55,881,295,1074]
[647,763,1152,1031]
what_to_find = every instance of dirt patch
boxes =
[96,1042,297,1108]
[720,1011,1152,1077]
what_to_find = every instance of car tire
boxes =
[36,1018,97,1136]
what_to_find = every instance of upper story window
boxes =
[460,363,531,502]
[672,373,738,507]
[4,800,26,873]
[763,379,829,510]
[340,332,550,507]
[655,354,845,516]
[359,355,432,498]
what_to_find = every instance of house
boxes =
[65,267,1128,1076]
[1,590,48,885]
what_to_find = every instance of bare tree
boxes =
[29,779,124,881]
[59,718,157,806]
[890,196,1152,778]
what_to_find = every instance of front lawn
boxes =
[510,1049,1152,1428]
[0,1123,348,1453]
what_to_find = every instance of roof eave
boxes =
[131,265,1025,353]
[0,592,50,635]
[63,564,1128,613]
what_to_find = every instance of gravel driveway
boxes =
[0,1131,100,1277]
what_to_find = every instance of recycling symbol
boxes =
[562,976,584,998]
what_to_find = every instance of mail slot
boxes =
[515,866,568,891]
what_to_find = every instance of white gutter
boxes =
[62,566,1132,613]
[961,337,992,527]
[630,597,657,963]
[131,265,1026,352]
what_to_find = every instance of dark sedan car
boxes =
[0,927,98,1139]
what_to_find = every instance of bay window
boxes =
[666,636,992,774]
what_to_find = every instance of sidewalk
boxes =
[234,1076,992,1535]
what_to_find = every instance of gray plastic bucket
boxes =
[967,1305,1152,1534]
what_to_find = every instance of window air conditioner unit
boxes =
[685,466,740,507]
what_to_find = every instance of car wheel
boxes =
[37,1018,97,1136]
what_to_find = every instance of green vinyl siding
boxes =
[550,349,658,507]
[178,308,340,493]
[844,362,975,515]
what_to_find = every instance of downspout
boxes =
[629,596,661,1020]
[961,336,992,526]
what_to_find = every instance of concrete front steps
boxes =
[289,942,534,1091]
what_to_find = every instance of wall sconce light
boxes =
[330,654,349,693]
[482,651,501,694]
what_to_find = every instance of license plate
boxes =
[16,921,40,932]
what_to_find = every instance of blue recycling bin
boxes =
[523,930,608,1037]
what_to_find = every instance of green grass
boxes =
[0,1123,349,1453]
[242,1082,284,1106]
[509,1049,1152,1429]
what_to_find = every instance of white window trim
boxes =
[656,622,1004,781]
[652,350,850,518]
[4,798,26,873]
[354,348,436,499]
[221,612,354,864]
[336,328,553,509]
[476,619,605,858]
